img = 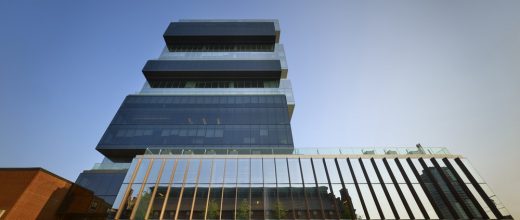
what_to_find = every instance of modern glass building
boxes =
[76,20,512,219]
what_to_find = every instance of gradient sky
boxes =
[0,0,519,217]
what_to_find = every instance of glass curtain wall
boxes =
[112,156,508,220]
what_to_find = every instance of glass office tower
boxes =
[77,20,512,219]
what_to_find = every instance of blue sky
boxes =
[0,0,519,216]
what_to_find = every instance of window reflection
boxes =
[324,159,341,184]
[276,158,289,184]
[349,159,366,183]
[358,184,380,219]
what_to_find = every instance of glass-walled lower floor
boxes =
[110,155,512,219]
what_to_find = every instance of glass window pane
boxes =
[387,159,405,183]
[337,159,355,183]
[160,160,175,184]
[263,158,276,184]
[312,158,328,183]
[359,184,380,219]
[124,160,139,183]
[199,159,212,184]
[413,184,439,219]
[134,184,156,219]
[111,183,128,217]
[345,184,365,219]
[373,184,394,219]
[398,159,417,183]
[480,183,512,217]
[192,184,209,219]
[135,159,152,183]
[251,159,263,184]
[237,159,250,184]
[250,184,264,219]
[319,183,337,219]
[236,184,251,219]
[207,185,222,220]
[148,184,168,219]
[374,159,392,183]
[399,183,424,219]
[186,159,201,183]
[163,184,182,219]
[147,159,164,183]
[221,184,236,219]
[300,159,315,184]
[461,159,484,183]
[174,159,188,184]
[277,184,293,219]
[178,183,196,219]
[264,184,278,219]
[120,183,142,219]
[211,159,225,184]
[386,183,409,219]
[467,184,496,219]
[305,184,323,219]
[225,159,238,184]
[324,159,341,183]
[287,159,302,184]
[447,158,470,183]
[349,159,366,183]
[361,159,379,183]
[276,158,289,184]
[290,184,307,219]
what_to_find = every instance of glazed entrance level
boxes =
[111,150,510,219]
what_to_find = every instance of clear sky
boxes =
[0,0,519,217]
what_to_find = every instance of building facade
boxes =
[76,20,512,219]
